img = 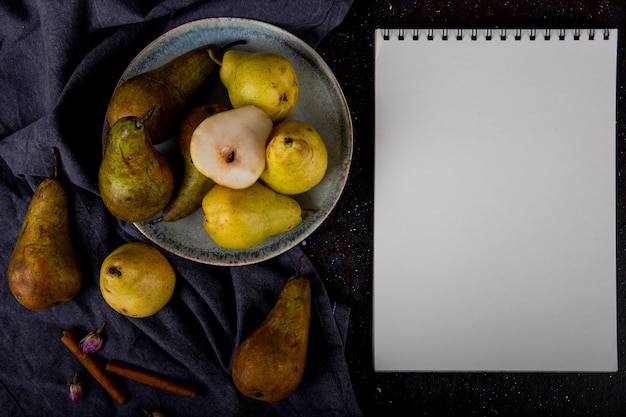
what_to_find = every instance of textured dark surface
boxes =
[0,2,361,416]
[308,1,626,415]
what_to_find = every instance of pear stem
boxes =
[50,147,59,180]
[295,253,308,277]
[142,105,155,123]
[222,39,247,51]
[208,48,222,66]
[208,39,247,66]
[301,208,316,215]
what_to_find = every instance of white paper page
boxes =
[373,28,617,372]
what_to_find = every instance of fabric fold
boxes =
[0,1,360,415]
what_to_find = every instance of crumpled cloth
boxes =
[0,1,361,416]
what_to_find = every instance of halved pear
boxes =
[189,105,273,189]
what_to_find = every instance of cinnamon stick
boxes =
[106,359,197,397]
[61,330,128,404]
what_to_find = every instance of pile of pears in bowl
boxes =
[99,18,352,266]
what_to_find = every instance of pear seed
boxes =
[220,146,236,162]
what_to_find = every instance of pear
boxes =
[190,105,272,190]
[100,242,175,318]
[99,110,175,222]
[158,103,230,222]
[106,44,223,144]
[261,120,328,195]
[202,182,302,249]
[7,148,82,310]
[231,274,311,402]
[219,50,299,123]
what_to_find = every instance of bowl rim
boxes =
[103,17,353,266]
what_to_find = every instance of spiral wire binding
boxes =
[381,28,611,41]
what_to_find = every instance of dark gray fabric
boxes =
[0,1,361,416]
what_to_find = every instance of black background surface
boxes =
[310,1,626,416]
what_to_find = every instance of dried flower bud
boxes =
[79,322,106,354]
[68,375,82,403]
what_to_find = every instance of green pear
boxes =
[99,110,175,222]
[231,274,311,402]
[261,120,328,195]
[202,182,302,249]
[106,44,223,144]
[219,50,299,123]
[190,105,272,190]
[158,103,230,222]
[8,148,82,310]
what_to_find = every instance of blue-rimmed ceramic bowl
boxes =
[102,17,352,266]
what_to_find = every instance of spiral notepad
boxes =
[373,28,618,372]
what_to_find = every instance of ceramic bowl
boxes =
[102,17,352,266]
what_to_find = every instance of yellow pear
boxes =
[219,50,299,123]
[202,182,302,249]
[99,242,175,318]
[260,120,328,195]
[218,49,249,88]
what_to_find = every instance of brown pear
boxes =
[7,148,82,310]
[158,103,230,222]
[106,44,224,145]
[231,275,311,402]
